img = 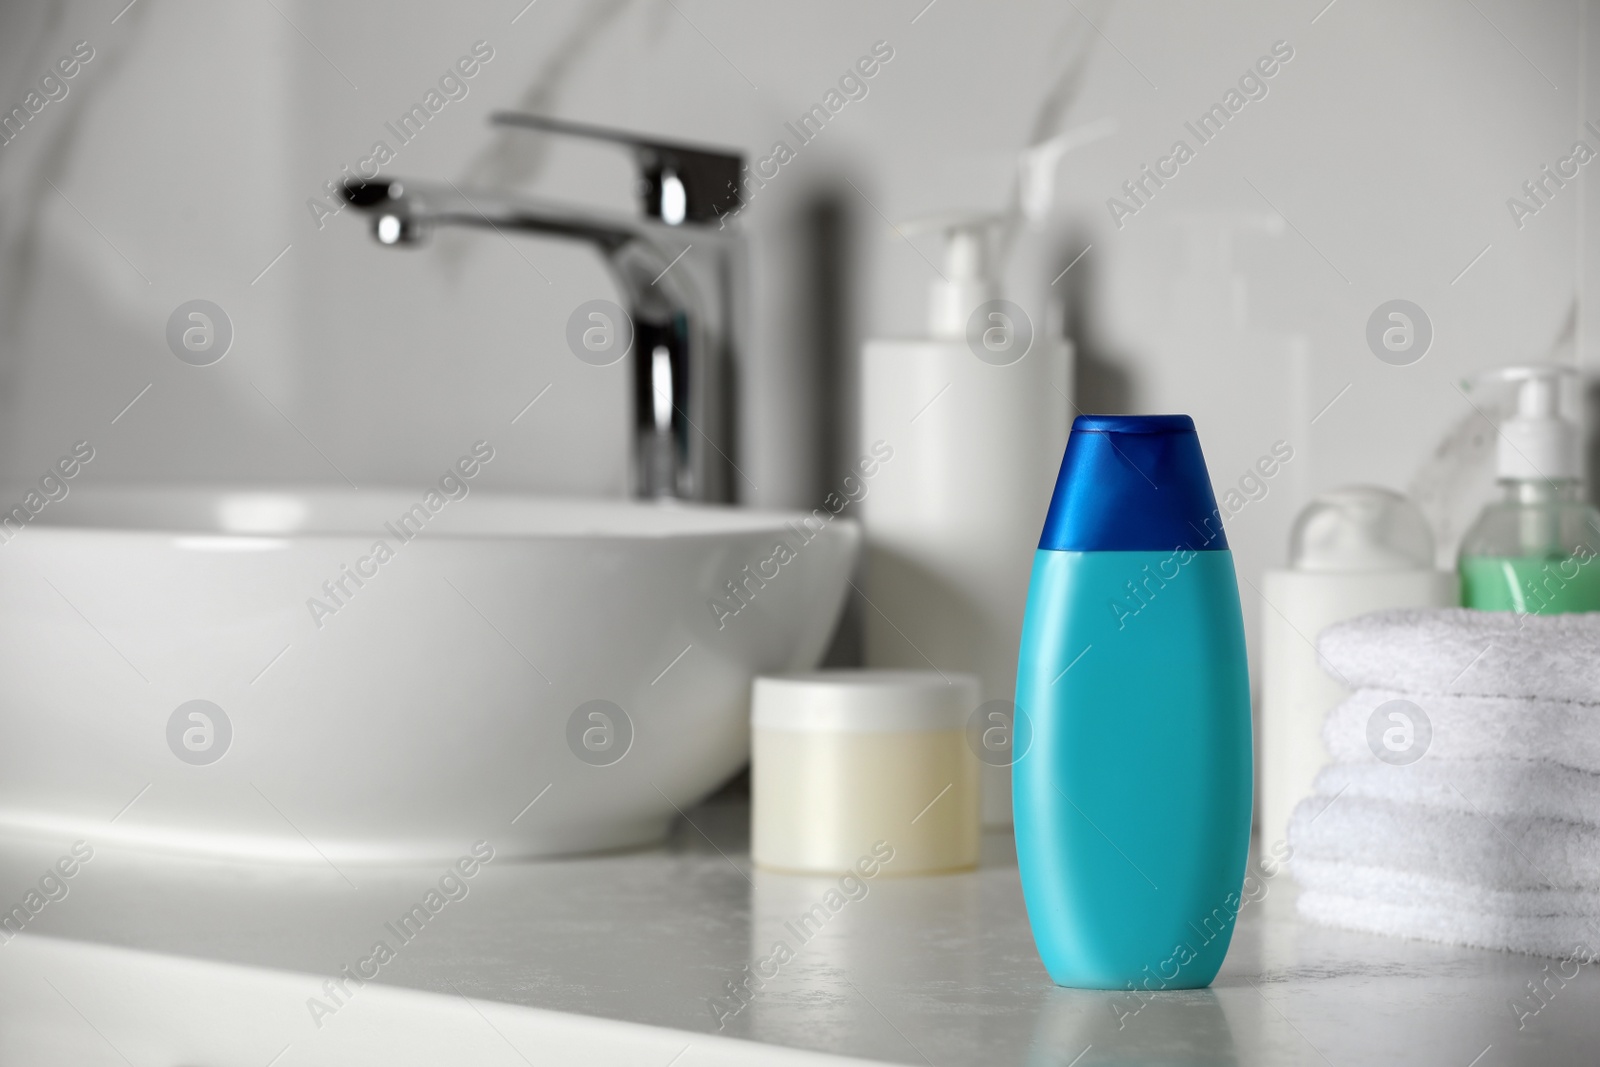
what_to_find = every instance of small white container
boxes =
[752,670,981,875]
[1260,487,1457,848]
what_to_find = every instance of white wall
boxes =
[1,0,1595,669]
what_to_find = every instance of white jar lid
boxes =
[752,669,980,734]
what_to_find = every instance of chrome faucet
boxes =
[342,113,744,502]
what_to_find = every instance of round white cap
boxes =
[752,669,980,734]
[1288,486,1434,572]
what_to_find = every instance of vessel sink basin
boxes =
[0,488,857,862]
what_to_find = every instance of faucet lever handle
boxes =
[490,111,743,227]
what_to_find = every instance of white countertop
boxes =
[2,799,1594,1065]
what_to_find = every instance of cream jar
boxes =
[752,670,981,875]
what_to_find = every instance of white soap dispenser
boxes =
[860,213,1071,827]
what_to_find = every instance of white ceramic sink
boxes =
[0,488,857,862]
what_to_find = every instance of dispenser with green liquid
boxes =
[1458,366,1600,614]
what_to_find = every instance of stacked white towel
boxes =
[1288,607,1600,959]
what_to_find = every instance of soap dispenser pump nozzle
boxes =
[900,212,1003,340]
[1476,365,1578,482]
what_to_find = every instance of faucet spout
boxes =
[342,177,732,502]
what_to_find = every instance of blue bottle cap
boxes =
[1039,414,1228,552]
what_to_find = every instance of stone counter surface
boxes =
[0,800,1593,1064]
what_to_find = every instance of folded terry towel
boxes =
[1322,688,1600,773]
[1294,858,1600,918]
[1318,608,1600,703]
[1287,793,1600,891]
[1296,607,1600,957]
[1311,759,1600,826]
[1292,801,1600,956]
[1296,889,1600,959]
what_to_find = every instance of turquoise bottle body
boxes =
[1013,414,1253,990]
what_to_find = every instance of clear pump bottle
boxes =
[1458,366,1600,613]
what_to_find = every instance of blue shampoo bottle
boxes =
[1013,414,1252,989]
